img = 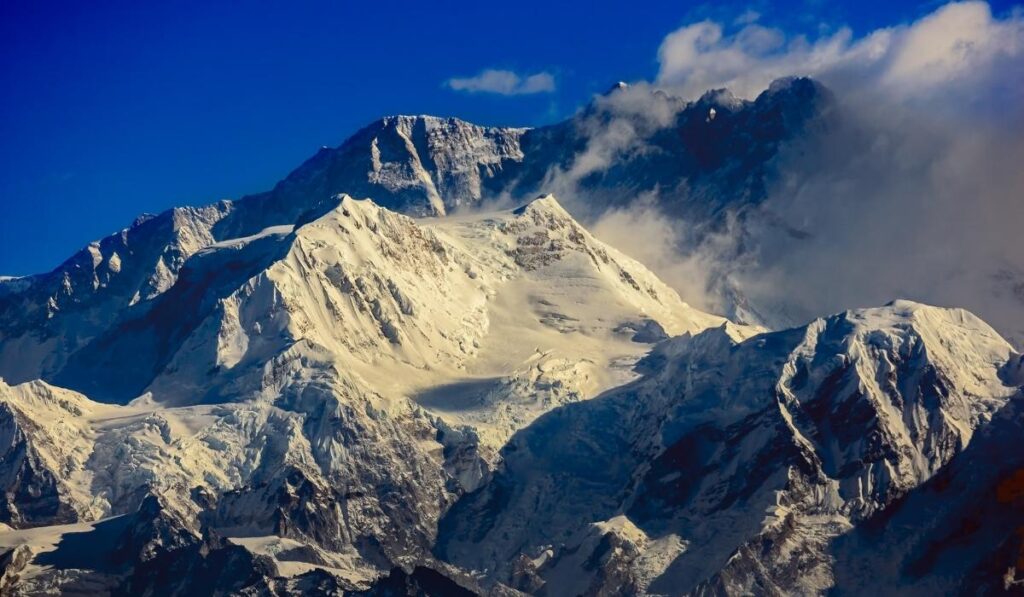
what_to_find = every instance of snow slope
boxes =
[0,195,1018,594]
[0,195,746,593]
[438,301,1022,595]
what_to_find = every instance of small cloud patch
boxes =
[446,69,556,95]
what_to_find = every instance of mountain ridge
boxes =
[0,192,1020,591]
[0,76,1022,594]
[0,77,834,388]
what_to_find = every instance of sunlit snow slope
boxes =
[0,195,751,594]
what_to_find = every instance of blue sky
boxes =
[1,0,1019,275]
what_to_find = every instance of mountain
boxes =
[0,117,526,387]
[0,195,745,593]
[5,75,1020,358]
[0,77,830,388]
[0,77,1022,595]
[229,77,832,225]
[269,115,527,217]
[0,194,1020,594]
[508,77,833,219]
[0,206,231,385]
[437,301,1023,595]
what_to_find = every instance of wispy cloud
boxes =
[733,9,761,26]
[446,69,556,95]
[656,1,1024,103]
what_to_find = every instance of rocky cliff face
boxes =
[220,114,528,235]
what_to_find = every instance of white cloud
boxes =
[734,9,761,26]
[589,197,739,314]
[446,69,556,95]
[642,1,1024,344]
[731,99,1024,345]
[656,1,1024,102]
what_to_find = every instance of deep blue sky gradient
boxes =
[1,0,1017,275]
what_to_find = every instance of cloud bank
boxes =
[739,97,1024,344]
[656,1,1024,107]
[446,69,556,95]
